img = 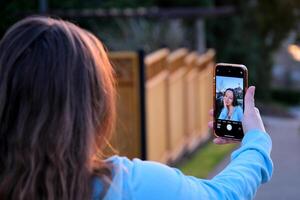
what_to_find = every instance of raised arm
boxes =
[128,86,272,199]
[125,129,272,200]
[95,86,273,199]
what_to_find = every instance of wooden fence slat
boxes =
[184,52,202,151]
[196,49,216,141]
[145,49,170,162]
[166,48,189,162]
[108,52,142,159]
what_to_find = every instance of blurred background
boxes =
[2,0,300,101]
[1,0,300,199]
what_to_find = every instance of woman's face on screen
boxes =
[224,90,234,106]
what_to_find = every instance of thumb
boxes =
[244,86,255,113]
[242,86,266,133]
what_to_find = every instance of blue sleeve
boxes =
[218,107,228,120]
[127,130,273,200]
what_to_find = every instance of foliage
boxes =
[151,0,212,7]
[0,0,36,37]
[206,0,300,100]
[271,88,300,105]
[49,0,153,9]
[1,0,300,101]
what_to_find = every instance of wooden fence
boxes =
[145,49,170,162]
[108,48,215,164]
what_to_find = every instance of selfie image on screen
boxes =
[216,76,244,122]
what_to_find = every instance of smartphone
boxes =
[213,63,248,140]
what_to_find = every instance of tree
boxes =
[206,0,300,100]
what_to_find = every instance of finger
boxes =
[208,121,213,129]
[213,137,240,145]
[213,137,226,144]
[244,86,255,113]
[213,138,233,144]
[209,109,214,117]
[228,139,239,144]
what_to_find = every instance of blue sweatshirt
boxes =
[218,106,244,121]
[93,130,273,200]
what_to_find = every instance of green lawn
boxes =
[178,141,237,178]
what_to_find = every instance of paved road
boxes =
[209,116,300,200]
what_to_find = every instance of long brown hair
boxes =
[0,16,116,199]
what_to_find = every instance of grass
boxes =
[177,141,237,178]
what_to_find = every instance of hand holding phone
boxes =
[209,86,266,144]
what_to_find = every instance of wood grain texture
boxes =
[166,49,189,161]
[108,52,142,159]
[145,49,169,162]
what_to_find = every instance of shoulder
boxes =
[220,107,227,113]
[107,156,182,185]
[93,156,134,199]
[95,156,187,199]
[235,106,243,113]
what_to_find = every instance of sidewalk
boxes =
[208,116,300,200]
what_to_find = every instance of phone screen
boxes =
[214,64,246,140]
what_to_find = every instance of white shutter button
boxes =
[226,124,232,131]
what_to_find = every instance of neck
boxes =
[227,105,234,109]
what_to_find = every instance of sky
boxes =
[216,76,243,92]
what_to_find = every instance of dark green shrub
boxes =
[271,88,300,105]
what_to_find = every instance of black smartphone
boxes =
[213,63,248,140]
